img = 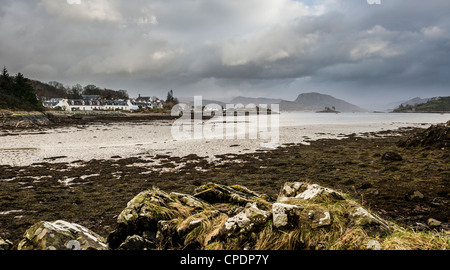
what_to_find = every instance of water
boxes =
[0,112,449,167]
[279,112,450,127]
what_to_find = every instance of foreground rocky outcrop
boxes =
[0,111,52,129]
[398,120,450,149]
[9,182,448,250]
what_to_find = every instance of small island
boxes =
[316,106,341,113]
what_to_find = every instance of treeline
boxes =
[394,96,450,112]
[0,67,44,111]
[0,66,132,111]
[33,81,129,100]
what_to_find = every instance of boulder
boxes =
[272,203,303,229]
[118,235,156,250]
[278,182,344,202]
[0,238,13,250]
[398,121,450,149]
[350,206,391,235]
[211,202,270,249]
[221,202,270,236]
[277,182,390,236]
[405,191,425,201]
[17,220,107,250]
[107,182,403,250]
[107,188,177,249]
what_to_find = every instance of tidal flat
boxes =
[0,125,449,246]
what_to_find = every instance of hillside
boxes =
[393,96,450,113]
[230,92,365,112]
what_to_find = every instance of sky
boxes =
[1,0,449,109]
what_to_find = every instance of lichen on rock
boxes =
[17,220,107,250]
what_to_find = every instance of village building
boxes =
[43,95,164,112]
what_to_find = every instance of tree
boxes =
[166,90,179,104]
[14,73,43,110]
[67,84,83,99]
[164,90,179,109]
[0,71,45,111]
[48,81,65,90]
[83,84,101,95]
[1,66,13,95]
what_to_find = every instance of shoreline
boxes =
[2,111,449,168]
[0,124,448,246]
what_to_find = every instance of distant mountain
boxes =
[294,92,365,112]
[230,93,365,112]
[401,97,431,107]
[386,97,432,112]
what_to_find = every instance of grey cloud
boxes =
[0,0,449,107]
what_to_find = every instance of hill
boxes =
[393,96,450,113]
[230,93,365,112]
[294,92,365,112]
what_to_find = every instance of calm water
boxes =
[279,112,450,127]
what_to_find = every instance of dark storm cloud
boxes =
[0,0,449,107]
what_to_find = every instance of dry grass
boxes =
[382,230,450,250]
[181,211,229,246]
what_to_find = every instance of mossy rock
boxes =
[0,238,13,250]
[109,188,177,249]
[279,182,345,203]
[17,220,107,250]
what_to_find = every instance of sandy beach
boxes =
[1,112,449,167]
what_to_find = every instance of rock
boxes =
[0,111,51,129]
[272,203,303,228]
[0,238,13,250]
[357,182,373,190]
[406,191,425,201]
[300,205,332,229]
[398,122,450,149]
[118,235,156,250]
[211,202,270,249]
[17,220,107,250]
[106,182,407,250]
[170,192,207,209]
[350,206,391,235]
[221,203,270,236]
[108,188,176,249]
[427,218,442,228]
[381,152,403,162]
[273,203,331,229]
[278,182,344,202]
[366,240,381,250]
